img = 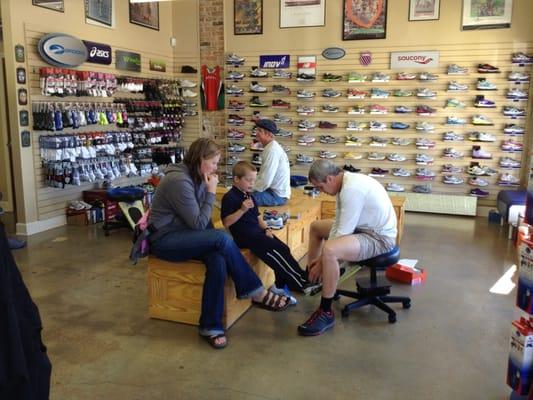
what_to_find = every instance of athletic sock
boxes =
[320,296,333,313]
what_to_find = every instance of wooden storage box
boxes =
[147,249,275,329]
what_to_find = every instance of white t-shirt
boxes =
[329,172,397,240]
[254,140,291,198]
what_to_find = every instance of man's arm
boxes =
[254,146,279,191]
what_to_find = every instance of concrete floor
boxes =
[9,213,516,400]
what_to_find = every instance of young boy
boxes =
[221,161,317,302]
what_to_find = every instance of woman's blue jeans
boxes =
[150,228,263,334]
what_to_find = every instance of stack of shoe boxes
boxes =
[507,241,533,398]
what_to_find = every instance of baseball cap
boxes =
[255,119,278,134]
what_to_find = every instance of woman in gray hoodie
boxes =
[148,138,290,349]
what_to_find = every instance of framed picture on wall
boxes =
[129,2,160,31]
[85,0,114,27]
[16,68,26,85]
[32,0,64,12]
[280,0,326,28]
[343,0,387,40]
[234,0,263,35]
[18,89,28,106]
[462,0,513,30]
[409,0,440,21]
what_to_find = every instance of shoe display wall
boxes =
[223,51,532,202]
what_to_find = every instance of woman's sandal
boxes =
[252,289,290,312]
[202,334,228,349]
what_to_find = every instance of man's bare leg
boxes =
[320,234,362,297]
[307,220,333,264]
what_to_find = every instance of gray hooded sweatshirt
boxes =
[148,163,216,241]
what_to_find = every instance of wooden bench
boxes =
[148,249,275,329]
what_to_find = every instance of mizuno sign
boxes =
[322,47,346,60]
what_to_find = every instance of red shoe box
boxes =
[386,263,427,285]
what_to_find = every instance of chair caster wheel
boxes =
[388,314,397,323]
[402,300,411,309]
[341,308,350,318]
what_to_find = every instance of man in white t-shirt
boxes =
[252,119,291,206]
[298,159,397,336]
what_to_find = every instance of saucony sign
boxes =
[390,51,440,69]
[322,47,346,60]
[83,40,112,65]
[38,33,88,67]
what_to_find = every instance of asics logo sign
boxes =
[90,47,109,58]
[84,41,112,65]
[390,51,439,69]
[38,33,88,67]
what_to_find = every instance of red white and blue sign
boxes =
[360,51,372,66]
[83,40,112,65]
[259,55,290,69]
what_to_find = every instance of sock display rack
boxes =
[223,52,532,201]
[34,68,198,190]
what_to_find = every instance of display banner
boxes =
[149,59,166,72]
[297,55,316,76]
[38,33,88,68]
[116,50,141,72]
[390,51,439,69]
[83,41,112,65]
[259,55,290,69]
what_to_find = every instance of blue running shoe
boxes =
[391,121,409,129]
[298,308,335,336]
[271,285,297,305]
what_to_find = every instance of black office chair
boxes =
[336,246,411,323]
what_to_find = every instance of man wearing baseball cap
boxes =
[252,119,291,206]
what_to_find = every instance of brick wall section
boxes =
[199,0,225,144]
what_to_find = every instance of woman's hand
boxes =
[204,173,219,193]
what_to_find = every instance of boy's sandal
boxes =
[202,334,228,349]
[252,289,290,312]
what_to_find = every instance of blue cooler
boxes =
[497,190,526,225]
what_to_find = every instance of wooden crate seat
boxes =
[148,249,275,329]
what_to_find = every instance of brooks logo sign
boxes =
[391,51,439,69]
[38,33,88,67]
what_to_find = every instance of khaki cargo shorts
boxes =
[352,229,396,262]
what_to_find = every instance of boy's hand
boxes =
[240,198,254,212]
